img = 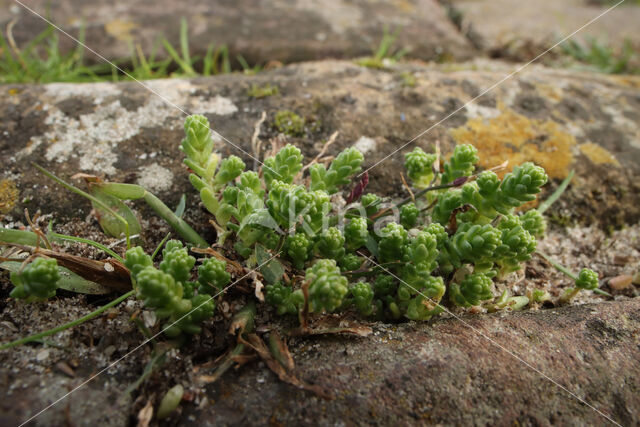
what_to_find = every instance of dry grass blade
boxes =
[191,246,245,275]
[136,398,154,427]
[268,331,295,371]
[251,111,267,170]
[301,131,339,174]
[3,244,131,292]
[241,333,331,399]
[289,324,373,337]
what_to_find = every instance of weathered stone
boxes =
[184,299,640,425]
[451,0,640,58]
[1,60,639,228]
[1,0,474,65]
[2,299,638,425]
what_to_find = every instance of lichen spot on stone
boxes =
[104,20,138,41]
[450,107,574,179]
[0,179,19,214]
[137,163,174,193]
[193,96,238,115]
[578,142,620,167]
[353,136,377,155]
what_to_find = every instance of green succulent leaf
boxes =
[400,202,420,229]
[350,281,374,316]
[404,147,436,188]
[263,144,304,189]
[309,147,364,194]
[197,257,230,294]
[450,273,494,307]
[306,259,349,313]
[265,282,304,315]
[315,227,346,260]
[441,144,478,185]
[575,268,599,290]
[285,232,313,270]
[378,222,408,263]
[520,209,547,237]
[9,257,60,301]
[344,217,369,251]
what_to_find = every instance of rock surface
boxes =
[1,0,475,65]
[2,298,639,425]
[188,299,640,426]
[1,60,639,227]
[451,0,640,58]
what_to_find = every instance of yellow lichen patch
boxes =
[579,142,620,166]
[0,179,19,214]
[450,108,574,179]
[394,0,415,12]
[609,75,640,89]
[104,20,137,41]
[534,84,562,102]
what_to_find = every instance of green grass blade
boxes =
[32,163,131,248]
[537,170,574,214]
[0,290,135,350]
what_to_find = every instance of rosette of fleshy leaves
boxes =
[314,227,346,260]
[460,164,548,222]
[309,147,364,194]
[9,257,60,301]
[449,272,494,307]
[441,144,479,185]
[266,180,330,234]
[494,214,536,276]
[404,147,436,188]
[263,144,304,189]
[124,241,226,337]
[265,282,304,315]
[306,259,349,313]
[180,115,245,225]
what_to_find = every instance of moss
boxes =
[247,83,279,99]
[400,71,416,88]
[0,179,19,214]
[450,106,575,179]
[355,57,386,69]
[274,110,305,137]
[548,212,576,227]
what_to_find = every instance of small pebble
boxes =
[142,310,157,328]
[55,361,76,378]
[608,275,633,290]
[1,321,18,332]
[36,349,50,362]
[104,345,116,358]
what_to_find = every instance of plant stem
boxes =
[536,250,577,280]
[96,182,208,248]
[370,181,465,220]
[0,290,135,350]
[143,192,208,248]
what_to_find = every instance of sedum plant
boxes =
[124,240,226,337]
[9,257,61,302]
[175,117,604,322]
[4,115,606,352]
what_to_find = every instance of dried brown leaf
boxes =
[268,331,295,371]
[136,399,153,427]
[242,334,331,399]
